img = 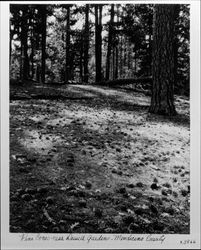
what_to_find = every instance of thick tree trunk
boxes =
[84,4,89,83]
[65,6,71,83]
[149,4,176,116]
[106,4,114,81]
[41,5,47,84]
[95,5,102,83]
[173,5,180,88]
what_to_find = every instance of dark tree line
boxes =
[10,4,189,115]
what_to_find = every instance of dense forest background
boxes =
[10,4,190,96]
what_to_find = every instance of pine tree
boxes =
[65,5,71,83]
[95,5,102,83]
[41,5,47,84]
[84,4,89,83]
[106,4,114,80]
[149,4,177,116]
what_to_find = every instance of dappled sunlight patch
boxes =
[28,114,48,123]
[72,85,121,96]
[60,106,115,132]
[116,94,150,107]
[67,85,97,98]
[73,84,150,107]
[47,117,73,127]
[20,129,63,155]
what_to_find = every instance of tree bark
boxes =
[41,5,47,84]
[173,5,180,89]
[80,36,83,82]
[119,35,123,78]
[65,5,71,83]
[84,4,89,83]
[95,5,102,83]
[106,4,114,81]
[10,29,13,67]
[149,4,177,116]
[115,45,119,79]
[21,9,29,80]
[114,5,119,80]
[112,47,115,80]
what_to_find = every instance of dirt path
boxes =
[10,83,190,233]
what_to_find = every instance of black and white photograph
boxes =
[1,0,200,249]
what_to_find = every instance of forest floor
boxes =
[10,80,190,234]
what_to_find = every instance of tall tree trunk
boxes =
[148,26,152,76]
[112,47,115,80]
[119,35,123,78]
[30,8,35,79]
[115,45,118,79]
[21,9,29,80]
[123,37,127,77]
[84,4,89,83]
[173,5,180,89]
[30,39,34,79]
[80,36,83,82]
[41,5,47,84]
[95,5,102,83]
[127,40,131,74]
[114,5,119,80]
[30,21,35,79]
[10,30,13,67]
[65,5,71,83]
[134,54,137,76]
[106,4,114,80]
[149,5,176,116]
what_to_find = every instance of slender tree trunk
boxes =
[30,40,34,79]
[84,4,89,83]
[123,37,127,77]
[134,54,137,76]
[119,35,123,78]
[114,5,119,80]
[98,5,102,80]
[127,40,131,74]
[112,47,115,80]
[41,5,47,84]
[80,36,83,82]
[21,9,29,81]
[148,27,152,76]
[10,30,12,67]
[149,5,176,116]
[95,5,102,83]
[106,4,114,80]
[115,46,118,79]
[30,23,35,79]
[65,6,71,83]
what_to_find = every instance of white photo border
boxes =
[1,0,200,249]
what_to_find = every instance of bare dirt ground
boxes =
[10,81,190,233]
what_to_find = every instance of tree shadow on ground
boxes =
[10,82,190,127]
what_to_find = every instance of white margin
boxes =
[1,0,200,249]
